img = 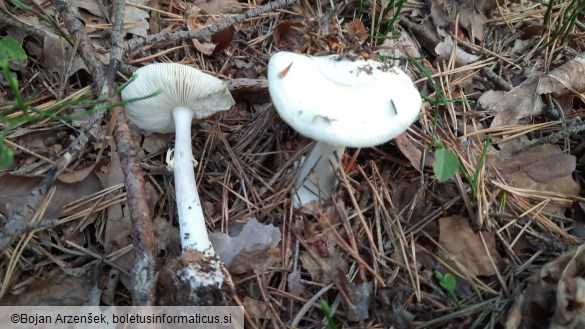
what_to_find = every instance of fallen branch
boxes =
[124,0,296,52]
[108,0,157,305]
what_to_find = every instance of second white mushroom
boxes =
[268,52,422,207]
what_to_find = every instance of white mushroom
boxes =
[268,52,421,207]
[121,63,234,303]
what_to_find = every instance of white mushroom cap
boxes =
[122,63,235,133]
[268,52,421,148]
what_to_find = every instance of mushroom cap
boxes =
[122,63,235,133]
[267,52,421,148]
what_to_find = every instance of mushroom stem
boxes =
[293,141,345,207]
[172,106,214,256]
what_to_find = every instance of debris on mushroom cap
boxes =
[267,52,422,148]
[121,63,235,133]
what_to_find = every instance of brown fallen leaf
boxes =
[42,33,87,75]
[537,53,585,96]
[186,17,236,55]
[229,243,280,275]
[346,19,367,44]
[58,164,97,184]
[211,25,235,55]
[243,297,271,319]
[488,144,579,208]
[141,133,168,154]
[1,266,99,305]
[505,244,585,328]
[300,247,347,284]
[71,0,149,36]
[272,20,308,51]
[481,54,585,129]
[478,78,543,128]
[459,7,486,41]
[395,133,433,172]
[439,215,506,276]
[0,172,102,220]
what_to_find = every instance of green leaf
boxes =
[0,143,14,169]
[0,37,27,66]
[320,299,338,329]
[433,148,459,182]
[443,273,457,291]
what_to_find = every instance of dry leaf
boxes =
[124,6,150,36]
[344,282,373,321]
[287,270,305,296]
[229,243,280,275]
[186,17,235,55]
[377,30,422,61]
[506,244,585,328]
[209,218,281,266]
[153,216,180,253]
[478,78,543,128]
[435,36,480,67]
[439,215,506,276]
[395,133,433,172]
[42,33,87,75]
[459,7,486,41]
[299,248,347,284]
[272,21,308,51]
[72,0,149,36]
[243,297,271,319]
[210,26,235,55]
[142,133,168,154]
[481,54,585,129]
[346,20,367,43]
[537,53,585,96]
[0,172,102,220]
[489,144,579,207]
[101,145,134,286]
[58,164,97,184]
[1,266,98,305]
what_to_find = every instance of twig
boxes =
[509,118,585,156]
[108,0,157,305]
[111,99,157,305]
[400,19,441,54]
[53,0,105,87]
[0,9,47,41]
[0,219,57,252]
[480,67,513,91]
[124,0,296,52]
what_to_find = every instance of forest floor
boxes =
[1,0,585,328]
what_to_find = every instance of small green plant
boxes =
[370,0,405,41]
[435,270,461,308]
[542,0,585,49]
[10,0,73,45]
[0,36,28,168]
[0,39,140,169]
[320,299,338,329]
[458,135,491,201]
